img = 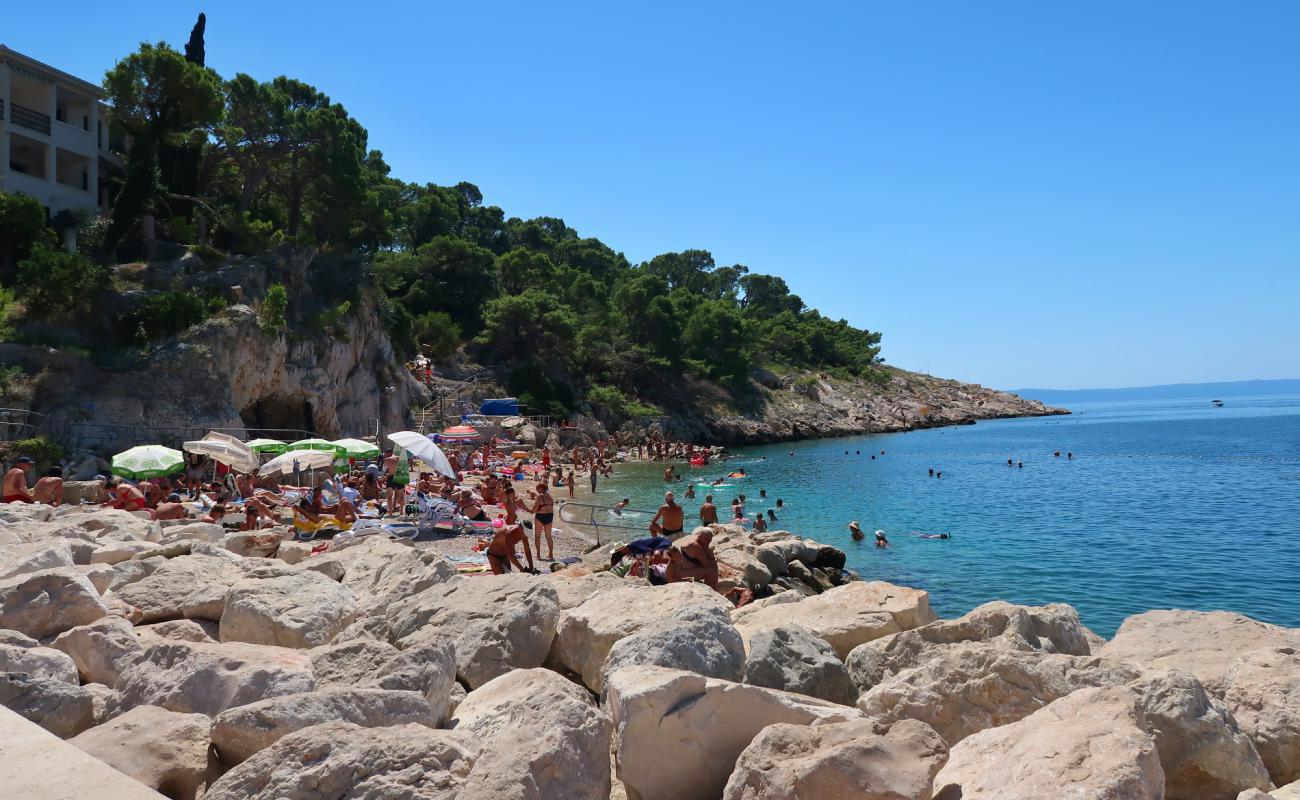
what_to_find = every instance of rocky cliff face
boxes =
[6,247,427,452]
[641,367,1065,446]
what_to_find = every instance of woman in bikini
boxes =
[529,481,555,561]
[457,489,488,522]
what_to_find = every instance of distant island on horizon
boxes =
[1009,378,1300,405]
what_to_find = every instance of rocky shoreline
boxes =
[3,502,1294,800]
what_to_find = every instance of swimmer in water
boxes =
[1054,451,1060,457]
[775,499,784,510]
[767,508,777,522]
[760,489,767,498]
[928,468,934,477]
[916,532,951,539]
[1067,452,1074,459]
[612,498,629,515]
[848,520,865,541]
[1007,458,1013,466]
[1017,461,1024,468]
[936,471,942,478]
[874,529,889,548]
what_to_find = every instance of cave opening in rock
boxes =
[241,396,315,437]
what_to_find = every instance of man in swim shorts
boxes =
[669,529,719,588]
[2,457,34,503]
[699,494,718,525]
[32,466,64,506]
[650,491,685,539]
[487,518,535,574]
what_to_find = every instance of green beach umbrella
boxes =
[111,445,185,479]
[245,438,287,454]
[290,438,346,455]
[331,438,381,459]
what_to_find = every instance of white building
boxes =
[0,45,114,217]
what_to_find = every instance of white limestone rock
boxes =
[722,718,948,800]
[384,574,559,689]
[1223,646,1300,787]
[219,569,359,649]
[601,604,746,692]
[1101,610,1300,694]
[50,617,143,685]
[70,704,212,800]
[210,687,436,765]
[0,643,79,684]
[743,623,857,705]
[0,568,110,639]
[111,640,315,718]
[732,581,936,659]
[203,721,477,800]
[553,582,730,692]
[932,686,1165,800]
[450,668,612,800]
[606,666,863,800]
[0,671,97,738]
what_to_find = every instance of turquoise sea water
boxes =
[593,395,1300,636]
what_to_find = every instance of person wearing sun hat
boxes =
[848,520,865,541]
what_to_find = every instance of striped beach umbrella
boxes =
[111,445,185,479]
[438,425,481,442]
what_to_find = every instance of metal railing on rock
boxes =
[558,500,660,547]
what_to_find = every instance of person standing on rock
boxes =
[2,457,34,503]
[650,491,686,539]
[699,494,718,525]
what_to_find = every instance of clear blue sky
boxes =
[9,1,1299,389]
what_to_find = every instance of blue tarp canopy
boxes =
[479,398,520,416]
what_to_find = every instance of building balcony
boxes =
[9,102,52,136]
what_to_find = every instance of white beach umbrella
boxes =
[183,432,258,474]
[387,430,456,479]
[259,448,336,477]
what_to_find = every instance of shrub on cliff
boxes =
[15,245,110,315]
[260,284,288,333]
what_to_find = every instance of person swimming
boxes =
[928,468,934,477]
[915,532,951,539]
[848,520,865,541]
[874,529,889,548]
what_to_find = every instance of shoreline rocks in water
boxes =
[0,499,1297,799]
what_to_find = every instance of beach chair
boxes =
[291,507,353,541]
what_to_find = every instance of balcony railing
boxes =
[10,103,51,135]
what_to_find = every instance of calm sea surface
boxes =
[592,394,1300,636]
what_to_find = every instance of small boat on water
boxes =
[1211,399,1224,407]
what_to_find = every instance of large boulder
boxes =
[846,600,1096,692]
[113,553,247,623]
[0,568,110,639]
[111,640,315,718]
[69,704,212,800]
[547,571,624,610]
[383,574,559,689]
[606,666,863,800]
[743,624,857,705]
[732,581,936,659]
[1223,646,1300,786]
[222,531,281,558]
[0,671,96,737]
[601,604,746,692]
[220,569,359,649]
[0,643,79,684]
[932,686,1165,800]
[304,536,456,611]
[137,618,219,643]
[310,638,458,726]
[1100,610,1300,694]
[0,540,76,580]
[89,540,163,564]
[553,582,730,692]
[203,721,477,800]
[1131,669,1273,800]
[450,668,612,800]
[210,688,435,765]
[50,616,143,685]
[857,642,1142,745]
[722,718,948,800]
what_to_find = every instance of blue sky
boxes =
[9,1,1299,389]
